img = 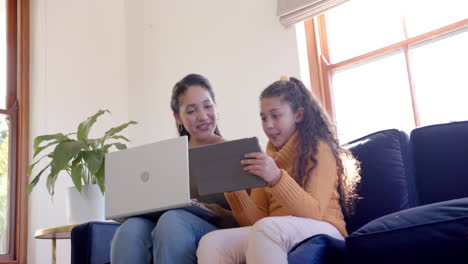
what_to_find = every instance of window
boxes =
[0,0,29,263]
[0,1,8,254]
[0,115,8,254]
[304,0,468,143]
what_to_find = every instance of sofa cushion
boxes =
[346,197,468,263]
[343,129,413,234]
[410,120,468,205]
[288,234,345,264]
[71,221,121,264]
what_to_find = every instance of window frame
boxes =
[305,11,468,127]
[0,0,29,263]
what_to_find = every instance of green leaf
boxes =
[87,139,99,150]
[111,135,131,142]
[46,170,59,196]
[53,140,86,172]
[33,133,69,152]
[101,143,127,154]
[82,151,104,175]
[70,163,83,193]
[116,143,127,150]
[33,139,64,158]
[27,154,50,177]
[95,163,105,194]
[77,109,110,141]
[113,143,127,150]
[101,121,138,145]
[27,175,41,194]
[27,163,37,178]
[71,152,82,167]
[102,144,111,154]
[27,162,51,194]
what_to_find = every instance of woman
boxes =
[111,73,235,264]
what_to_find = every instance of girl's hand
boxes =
[241,152,282,186]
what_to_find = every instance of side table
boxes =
[34,224,77,264]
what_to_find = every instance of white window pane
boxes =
[0,114,9,254]
[0,2,5,110]
[405,0,468,37]
[410,30,468,126]
[325,0,405,63]
[332,51,415,143]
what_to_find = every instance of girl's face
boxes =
[260,96,303,149]
[174,85,218,143]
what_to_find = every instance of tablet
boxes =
[189,137,268,196]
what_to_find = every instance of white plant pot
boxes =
[65,184,105,224]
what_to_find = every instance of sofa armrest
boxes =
[288,234,345,264]
[71,221,121,264]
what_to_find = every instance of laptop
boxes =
[105,136,266,222]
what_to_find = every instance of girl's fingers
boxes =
[243,164,260,171]
[241,158,263,165]
[244,167,263,177]
[244,152,265,159]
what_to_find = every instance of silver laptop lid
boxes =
[105,136,190,220]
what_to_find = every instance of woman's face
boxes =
[175,85,218,142]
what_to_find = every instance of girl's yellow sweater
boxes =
[224,133,347,237]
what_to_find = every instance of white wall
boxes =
[29,1,128,263]
[29,0,301,263]
[125,0,301,148]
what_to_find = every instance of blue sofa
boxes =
[71,121,468,263]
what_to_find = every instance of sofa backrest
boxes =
[343,129,414,234]
[409,120,468,206]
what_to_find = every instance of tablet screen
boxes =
[189,137,268,195]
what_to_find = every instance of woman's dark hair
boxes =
[170,73,221,139]
[260,77,360,216]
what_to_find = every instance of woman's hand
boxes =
[241,152,282,186]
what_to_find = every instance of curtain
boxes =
[278,0,350,26]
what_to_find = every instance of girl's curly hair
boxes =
[260,77,361,216]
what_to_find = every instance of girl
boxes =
[196,76,360,263]
[111,73,235,264]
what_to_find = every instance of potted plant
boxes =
[27,109,137,223]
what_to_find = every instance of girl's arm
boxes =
[224,188,269,226]
[270,142,338,220]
